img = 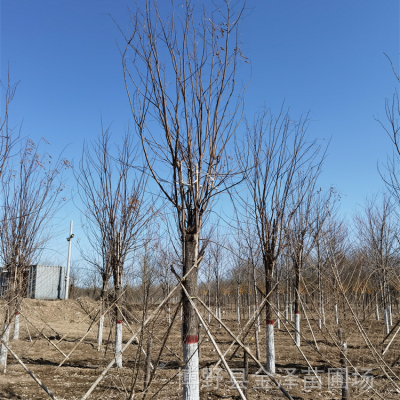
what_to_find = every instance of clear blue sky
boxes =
[1,1,399,270]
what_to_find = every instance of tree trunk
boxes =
[114,278,123,368]
[236,283,241,326]
[182,233,199,400]
[0,319,10,373]
[97,285,108,351]
[144,337,152,390]
[265,264,275,374]
[294,261,301,347]
[12,312,20,341]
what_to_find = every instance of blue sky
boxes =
[1,1,399,271]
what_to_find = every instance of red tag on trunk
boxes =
[183,335,198,344]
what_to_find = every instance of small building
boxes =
[0,265,65,300]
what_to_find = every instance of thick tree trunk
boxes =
[265,264,275,374]
[97,285,108,351]
[12,312,20,341]
[0,319,10,373]
[182,233,199,400]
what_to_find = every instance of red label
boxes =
[15,312,20,316]
[183,335,198,344]
[267,320,274,325]
[295,311,300,314]
[116,319,123,324]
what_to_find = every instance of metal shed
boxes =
[27,265,66,300]
[0,265,65,300]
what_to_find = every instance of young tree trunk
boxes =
[182,233,199,400]
[375,293,380,321]
[166,281,171,326]
[294,261,301,347]
[285,277,289,323]
[318,257,324,329]
[289,283,293,322]
[236,283,241,326]
[277,291,281,330]
[144,337,152,390]
[335,303,339,325]
[388,292,393,326]
[207,289,211,324]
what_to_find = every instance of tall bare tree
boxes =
[120,1,247,398]
[76,127,151,365]
[238,106,324,374]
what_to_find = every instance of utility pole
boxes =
[65,221,74,300]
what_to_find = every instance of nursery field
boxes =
[0,297,400,400]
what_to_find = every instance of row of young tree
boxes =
[2,2,400,399]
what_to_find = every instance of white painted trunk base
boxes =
[266,321,275,374]
[0,324,11,372]
[284,305,288,323]
[97,313,104,351]
[388,305,393,326]
[13,313,20,341]
[277,311,281,329]
[115,321,123,368]
[295,312,300,347]
[383,309,389,336]
[183,342,199,400]
[334,304,339,325]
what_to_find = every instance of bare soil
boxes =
[0,298,399,399]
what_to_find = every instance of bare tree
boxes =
[0,139,69,372]
[120,1,247,398]
[354,194,398,334]
[75,127,152,365]
[238,106,324,374]
[286,184,333,346]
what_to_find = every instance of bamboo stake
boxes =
[383,324,400,355]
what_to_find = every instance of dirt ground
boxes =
[0,298,399,400]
